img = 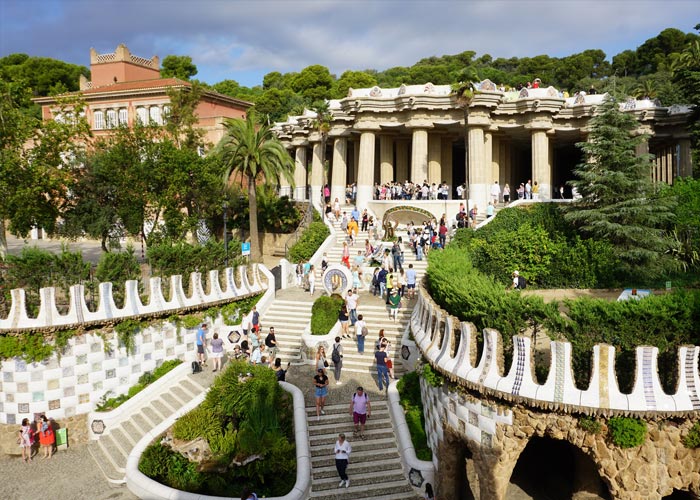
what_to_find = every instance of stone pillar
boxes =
[436,429,469,500]
[468,126,489,210]
[395,139,409,182]
[279,147,293,198]
[310,141,324,210]
[666,147,674,184]
[441,138,453,198]
[531,130,551,200]
[379,135,394,184]
[411,128,429,183]
[660,147,668,184]
[484,132,494,185]
[427,133,442,185]
[679,138,692,178]
[293,145,307,200]
[356,131,376,209]
[331,137,348,203]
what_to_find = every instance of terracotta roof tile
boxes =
[81,77,190,94]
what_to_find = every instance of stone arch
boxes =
[382,205,437,228]
[507,436,611,499]
[436,428,478,500]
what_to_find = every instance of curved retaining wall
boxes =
[0,265,273,426]
[411,287,700,416]
[0,265,264,331]
[125,381,311,500]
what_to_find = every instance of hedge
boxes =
[288,220,330,263]
[396,370,432,461]
[310,295,343,335]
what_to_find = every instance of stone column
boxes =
[352,140,360,184]
[395,139,409,182]
[660,147,668,184]
[428,133,442,184]
[484,132,494,184]
[441,138,453,197]
[679,138,692,178]
[310,141,324,210]
[379,135,394,184]
[279,147,293,197]
[331,137,347,203]
[356,131,376,209]
[293,145,307,200]
[666,147,674,184]
[468,126,488,210]
[531,130,551,200]
[499,140,508,187]
[411,128,429,183]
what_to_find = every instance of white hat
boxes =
[513,271,519,276]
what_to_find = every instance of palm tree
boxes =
[311,100,331,214]
[452,67,480,200]
[218,111,294,261]
[633,79,657,99]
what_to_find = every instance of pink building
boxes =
[35,44,251,146]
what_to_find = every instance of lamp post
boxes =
[223,201,229,268]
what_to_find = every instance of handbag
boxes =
[324,360,329,368]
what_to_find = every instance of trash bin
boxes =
[55,428,68,450]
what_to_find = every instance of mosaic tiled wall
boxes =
[411,289,700,414]
[420,377,513,453]
[0,325,197,424]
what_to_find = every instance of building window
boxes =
[118,108,128,126]
[93,110,105,130]
[149,106,162,125]
[136,107,148,125]
[106,109,118,129]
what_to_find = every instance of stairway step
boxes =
[311,447,403,469]
[309,478,415,499]
[97,433,127,473]
[310,436,396,456]
[312,458,404,478]
[88,440,125,483]
[313,469,407,490]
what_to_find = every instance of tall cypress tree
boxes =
[565,96,676,280]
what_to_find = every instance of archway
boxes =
[437,429,477,500]
[662,490,699,499]
[507,436,611,499]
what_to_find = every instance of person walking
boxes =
[338,304,350,339]
[331,336,344,385]
[250,306,260,332]
[308,264,316,295]
[210,332,224,372]
[355,314,367,354]
[334,433,352,488]
[349,386,371,439]
[265,327,278,362]
[316,345,329,373]
[375,343,390,392]
[345,289,359,326]
[196,323,208,366]
[406,264,417,299]
[314,368,329,421]
[388,289,401,322]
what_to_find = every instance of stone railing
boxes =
[411,288,700,416]
[0,265,265,331]
[125,381,311,500]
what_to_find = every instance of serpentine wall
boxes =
[409,287,700,499]
[0,265,271,427]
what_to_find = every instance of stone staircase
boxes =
[260,298,312,364]
[88,370,214,484]
[307,401,419,499]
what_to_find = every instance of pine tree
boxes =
[565,96,676,280]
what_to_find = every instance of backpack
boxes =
[331,344,341,364]
[361,326,369,337]
[191,361,202,374]
[517,276,527,289]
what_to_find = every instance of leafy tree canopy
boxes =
[160,55,198,80]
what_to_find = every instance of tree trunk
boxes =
[248,174,262,261]
[0,219,7,260]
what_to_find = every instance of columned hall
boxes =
[272,82,693,217]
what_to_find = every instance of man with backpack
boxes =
[349,386,372,439]
[331,336,344,385]
[510,270,527,290]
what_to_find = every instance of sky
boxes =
[1,0,698,88]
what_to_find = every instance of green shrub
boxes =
[310,295,343,335]
[114,318,146,354]
[96,359,182,411]
[95,246,141,308]
[683,422,700,449]
[139,441,174,479]
[147,239,243,282]
[608,417,647,448]
[421,363,444,388]
[578,416,602,435]
[219,294,262,325]
[397,370,432,460]
[288,221,330,262]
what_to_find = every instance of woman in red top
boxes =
[37,415,55,458]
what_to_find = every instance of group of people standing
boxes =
[373,180,452,201]
[18,415,56,462]
[194,306,291,382]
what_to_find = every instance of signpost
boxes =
[241,242,251,259]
